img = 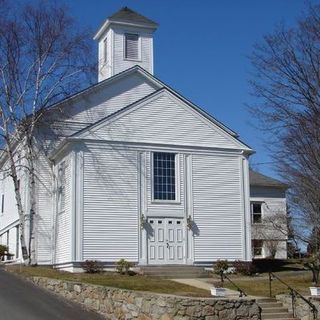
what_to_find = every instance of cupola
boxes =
[94,7,158,82]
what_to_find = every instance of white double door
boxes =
[148,218,185,264]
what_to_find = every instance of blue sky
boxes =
[67,1,311,178]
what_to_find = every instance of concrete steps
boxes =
[257,298,300,320]
[139,265,210,279]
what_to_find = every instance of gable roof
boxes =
[94,7,158,40]
[45,66,158,116]
[109,7,158,27]
[48,65,244,138]
[70,88,163,138]
[71,87,251,151]
[45,65,253,155]
[249,169,288,189]
[70,84,252,151]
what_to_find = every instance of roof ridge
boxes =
[249,169,288,189]
[108,6,158,27]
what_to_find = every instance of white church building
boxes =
[0,7,287,271]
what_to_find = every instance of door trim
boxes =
[147,217,186,265]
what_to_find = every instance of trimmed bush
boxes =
[116,259,133,275]
[0,245,8,261]
[81,260,102,273]
[233,260,256,276]
[213,259,229,274]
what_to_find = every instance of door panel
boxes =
[147,218,185,264]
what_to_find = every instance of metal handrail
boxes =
[219,270,247,297]
[269,272,318,320]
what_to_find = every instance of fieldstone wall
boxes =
[276,294,320,320]
[28,276,261,320]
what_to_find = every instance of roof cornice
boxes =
[94,20,157,41]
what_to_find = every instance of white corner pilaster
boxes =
[185,154,194,265]
[75,149,84,261]
[241,156,252,261]
[138,151,147,265]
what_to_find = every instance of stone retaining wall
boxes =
[276,294,320,320]
[28,276,261,320]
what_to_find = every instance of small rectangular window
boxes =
[103,37,108,63]
[153,152,176,201]
[251,202,262,224]
[252,240,263,256]
[125,33,139,60]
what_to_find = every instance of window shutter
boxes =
[125,34,139,60]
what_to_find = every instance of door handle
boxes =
[166,242,169,249]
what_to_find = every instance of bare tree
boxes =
[252,211,288,259]
[249,2,320,282]
[0,0,94,264]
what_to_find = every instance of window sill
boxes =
[151,200,181,205]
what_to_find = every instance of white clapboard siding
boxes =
[251,185,287,259]
[50,121,90,138]
[192,154,244,261]
[8,226,17,258]
[113,28,153,76]
[65,72,157,124]
[54,156,72,264]
[82,91,243,150]
[36,153,54,264]
[98,28,113,81]
[0,172,20,233]
[82,145,138,261]
[261,198,286,218]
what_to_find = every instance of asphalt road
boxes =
[0,267,104,320]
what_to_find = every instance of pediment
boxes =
[74,89,251,151]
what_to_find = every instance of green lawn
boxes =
[5,265,210,297]
[220,272,312,297]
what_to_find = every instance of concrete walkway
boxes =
[172,278,243,298]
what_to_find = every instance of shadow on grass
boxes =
[253,259,305,273]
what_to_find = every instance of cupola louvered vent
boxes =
[125,33,139,60]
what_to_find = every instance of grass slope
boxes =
[222,272,312,297]
[6,265,211,297]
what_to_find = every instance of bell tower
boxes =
[94,7,158,82]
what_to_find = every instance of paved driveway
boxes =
[0,267,104,320]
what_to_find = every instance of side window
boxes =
[252,240,263,256]
[125,33,139,60]
[57,162,66,213]
[251,202,262,224]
